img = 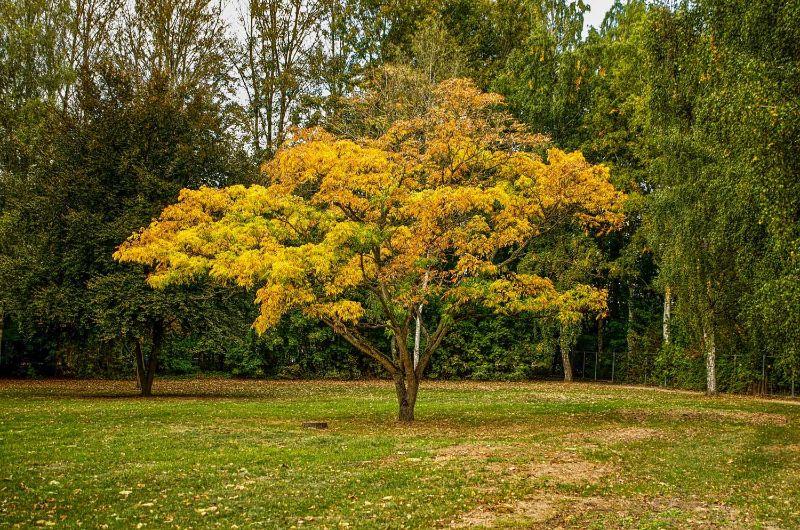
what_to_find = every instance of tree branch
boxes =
[321,317,398,375]
[416,312,454,378]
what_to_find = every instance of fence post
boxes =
[611,351,616,382]
[582,350,586,380]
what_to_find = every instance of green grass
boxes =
[1,379,798,528]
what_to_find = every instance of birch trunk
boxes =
[703,319,717,395]
[627,284,635,358]
[413,272,429,369]
[597,317,604,359]
[413,314,422,369]
[663,286,672,345]
[0,306,4,366]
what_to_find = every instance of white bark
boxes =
[413,311,422,369]
[663,286,672,345]
[413,271,429,369]
[703,319,717,395]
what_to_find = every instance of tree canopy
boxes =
[115,79,624,418]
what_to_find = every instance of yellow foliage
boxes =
[115,78,625,334]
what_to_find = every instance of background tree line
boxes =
[1,0,797,395]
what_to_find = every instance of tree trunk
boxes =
[0,306,4,367]
[559,324,575,382]
[561,347,574,382]
[663,286,672,345]
[627,283,635,359]
[413,271,430,369]
[703,319,717,395]
[136,321,164,397]
[394,372,419,422]
[597,317,604,359]
[413,313,422,369]
[134,340,147,393]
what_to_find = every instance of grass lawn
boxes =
[0,379,798,529]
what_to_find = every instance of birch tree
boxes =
[115,0,230,91]
[232,0,323,157]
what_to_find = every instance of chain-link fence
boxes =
[566,349,797,398]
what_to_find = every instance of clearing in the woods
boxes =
[0,379,798,528]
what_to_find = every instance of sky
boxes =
[584,0,617,33]
[223,0,619,39]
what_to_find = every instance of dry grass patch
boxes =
[488,451,610,485]
[567,426,662,445]
[764,444,800,454]
[674,408,787,426]
[447,493,748,529]
[447,493,616,528]
[646,497,747,529]
[434,443,528,461]
[434,438,611,486]
[620,408,788,426]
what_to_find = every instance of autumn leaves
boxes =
[115,79,625,417]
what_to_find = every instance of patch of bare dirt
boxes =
[600,426,661,442]
[621,408,788,426]
[447,494,614,528]
[672,409,788,426]
[489,452,610,485]
[568,426,662,445]
[434,443,609,486]
[447,493,748,529]
[434,443,524,461]
[764,444,800,453]
[647,497,747,528]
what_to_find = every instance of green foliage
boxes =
[494,0,589,147]
[642,0,800,392]
[0,55,255,377]
[431,310,548,380]
[1,0,798,394]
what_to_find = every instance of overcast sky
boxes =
[223,0,619,37]
[584,0,616,33]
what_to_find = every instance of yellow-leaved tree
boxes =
[115,79,625,421]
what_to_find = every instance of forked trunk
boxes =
[142,348,157,397]
[395,373,419,422]
[134,321,164,397]
[703,319,717,395]
[133,341,149,396]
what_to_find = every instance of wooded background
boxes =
[0,0,797,394]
